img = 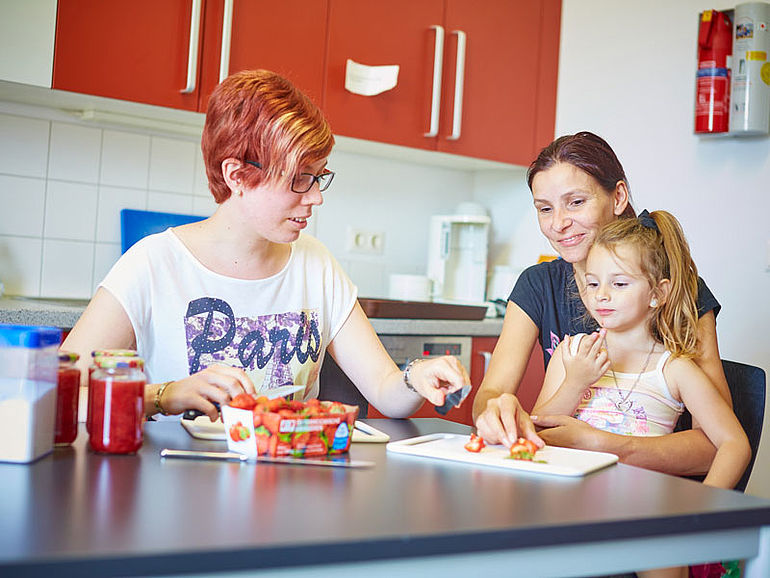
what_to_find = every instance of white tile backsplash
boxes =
[100,130,150,188]
[0,113,49,177]
[40,239,94,298]
[0,102,500,300]
[192,195,217,217]
[148,191,194,214]
[48,122,101,183]
[96,185,147,244]
[149,136,196,194]
[44,180,98,241]
[92,242,122,293]
[0,174,46,237]
[0,235,42,295]
[193,148,210,197]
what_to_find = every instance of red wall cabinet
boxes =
[198,0,328,110]
[324,0,561,165]
[53,0,202,110]
[53,0,559,165]
[53,0,327,112]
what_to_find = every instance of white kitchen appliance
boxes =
[427,210,490,304]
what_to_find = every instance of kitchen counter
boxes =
[1,419,769,577]
[0,296,88,330]
[0,296,505,336]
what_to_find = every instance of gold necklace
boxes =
[604,340,657,413]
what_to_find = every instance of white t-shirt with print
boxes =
[100,229,357,402]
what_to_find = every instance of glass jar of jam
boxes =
[87,349,141,434]
[89,358,145,454]
[55,351,81,445]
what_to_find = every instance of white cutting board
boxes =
[181,417,390,443]
[386,433,618,477]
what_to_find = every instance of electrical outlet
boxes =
[346,227,384,255]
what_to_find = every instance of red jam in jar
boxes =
[55,351,81,445]
[87,350,141,434]
[89,358,145,454]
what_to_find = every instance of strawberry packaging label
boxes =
[221,395,359,458]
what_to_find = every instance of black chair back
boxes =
[722,360,766,493]
[318,355,369,418]
[677,360,766,492]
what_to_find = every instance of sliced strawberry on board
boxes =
[464,433,486,452]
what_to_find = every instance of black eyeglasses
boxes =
[244,160,335,194]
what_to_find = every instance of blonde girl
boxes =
[534,209,749,485]
[532,209,749,576]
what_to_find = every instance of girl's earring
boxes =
[650,298,658,307]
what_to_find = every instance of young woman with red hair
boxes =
[64,70,485,423]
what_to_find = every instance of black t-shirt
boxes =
[510,258,721,369]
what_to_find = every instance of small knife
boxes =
[160,448,375,468]
[435,384,472,415]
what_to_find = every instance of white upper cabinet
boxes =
[0,0,57,87]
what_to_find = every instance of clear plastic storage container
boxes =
[0,324,62,463]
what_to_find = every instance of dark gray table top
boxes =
[1,419,769,577]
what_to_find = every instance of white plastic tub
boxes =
[0,324,61,463]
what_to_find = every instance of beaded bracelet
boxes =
[403,358,425,393]
[154,381,173,416]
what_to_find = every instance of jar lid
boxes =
[91,349,139,358]
[95,356,145,369]
[58,350,80,363]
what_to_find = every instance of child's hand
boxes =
[562,330,610,389]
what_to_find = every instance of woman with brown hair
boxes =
[473,132,730,477]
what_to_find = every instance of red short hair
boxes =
[201,69,334,203]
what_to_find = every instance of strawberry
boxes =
[255,433,270,455]
[464,433,486,452]
[267,397,287,412]
[261,413,282,435]
[509,437,538,461]
[288,400,305,411]
[230,393,256,411]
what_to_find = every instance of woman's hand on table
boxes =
[406,355,470,407]
[475,393,543,449]
[159,365,256,420]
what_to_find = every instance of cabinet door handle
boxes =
[446,30,466,141]
[480,351,492,374]
[219,0,235,83]
[181,0,203,94]
[424,25,445,138]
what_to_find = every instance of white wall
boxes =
[553,0,770,498]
